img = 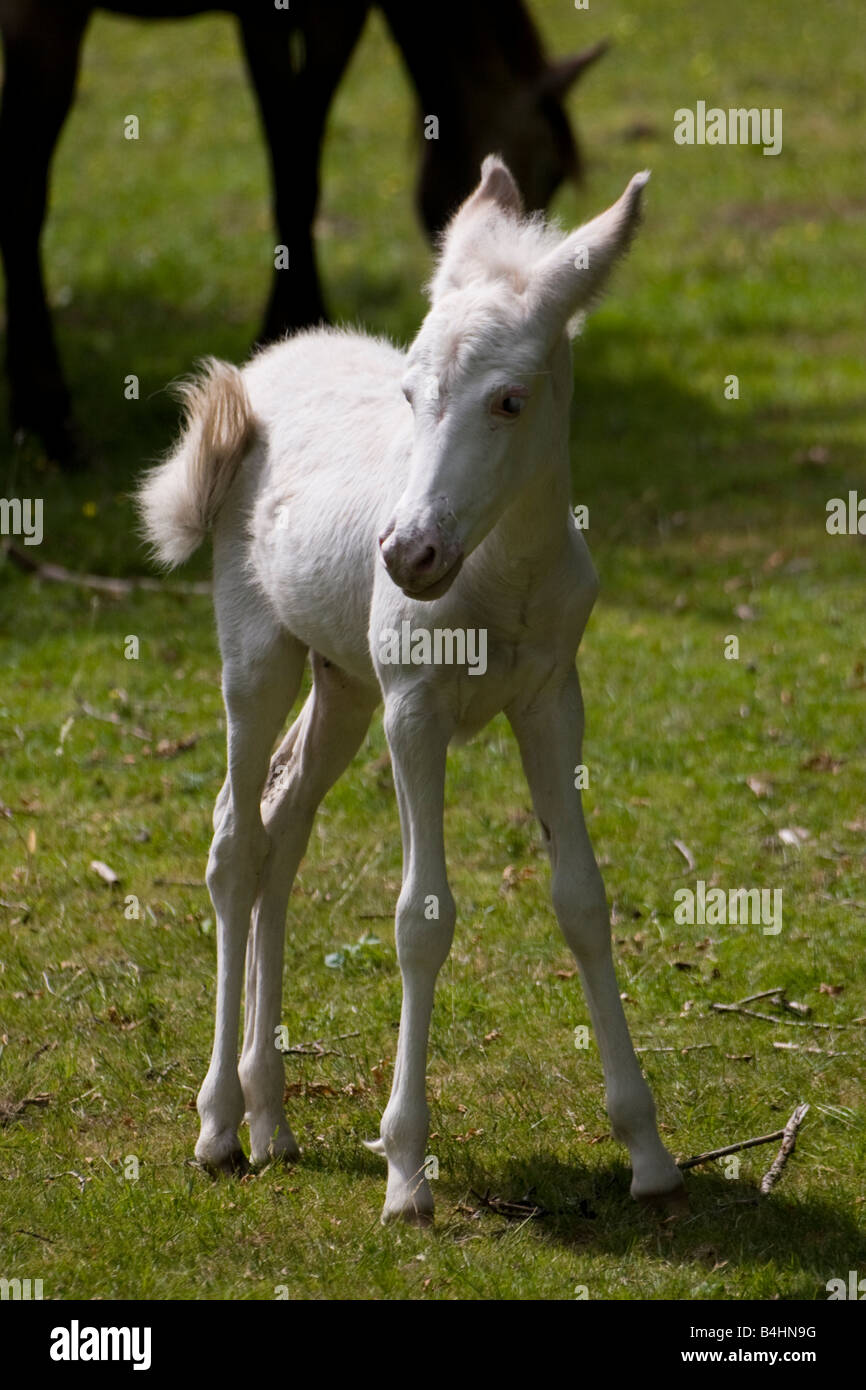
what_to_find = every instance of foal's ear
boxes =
[428,155,523,300]
[531,171,650,335]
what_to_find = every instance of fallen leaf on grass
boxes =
[746,776,773,798]
[501,864,537,892]
[370,1058,391,1087]
[90,859,120,886]
[778,827,810,847]
[802,751,844,774]
[819,982,844,996]
[106,1006,138,1030]
[673,839,695,871]
[153,734,198,759]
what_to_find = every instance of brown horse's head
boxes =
[413,22,609,234]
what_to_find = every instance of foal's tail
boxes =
[136,357,255,570]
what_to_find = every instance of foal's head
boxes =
[379,156,650,600]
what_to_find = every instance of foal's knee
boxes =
[394,883,456,976]
[206,815,270,908]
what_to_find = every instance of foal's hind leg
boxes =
[508,669,684,1202]
[195,633,307,1174]
[239,655,379,1166]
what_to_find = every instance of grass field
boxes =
[1,0,865,1300]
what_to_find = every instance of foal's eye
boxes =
[493,387,529,419]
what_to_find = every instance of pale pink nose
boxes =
[377,517,462,594]
[379,527,440,587]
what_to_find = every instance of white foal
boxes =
[137,155,684,1223]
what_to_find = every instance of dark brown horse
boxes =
[0,0,607,465]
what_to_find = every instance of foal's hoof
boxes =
[367,1141,435,1224]
[250,1128,301,1169]
[271,1133,301,1165]
[195,1132,250,1177]
[381,1201,434,1229]
[381,1177,435,1227]
[200,1149,250,1178]
[637,1178,689,1217]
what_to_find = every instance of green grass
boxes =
[1,0,865,1300]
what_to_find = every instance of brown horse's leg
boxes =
[0,2,91,466]
[239,1,370,341]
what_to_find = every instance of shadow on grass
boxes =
[572,327,863,524]
[446,1149,864,1296]
[239,1137,862,1296]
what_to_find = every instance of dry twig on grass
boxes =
[678,1128,786,1171]
[711,986,845,1029]
[2,540,211,597]
[760,1103,810,1195]
[678,1101,810,1197]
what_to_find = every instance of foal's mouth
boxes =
[400,553,464,601]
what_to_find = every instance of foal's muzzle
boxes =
[378,516,464,600]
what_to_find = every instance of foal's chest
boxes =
[450,562,598,742]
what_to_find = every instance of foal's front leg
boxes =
[509,669,684,1201]
[370,694,455,1224]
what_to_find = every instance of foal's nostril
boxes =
[379,527,449,588]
